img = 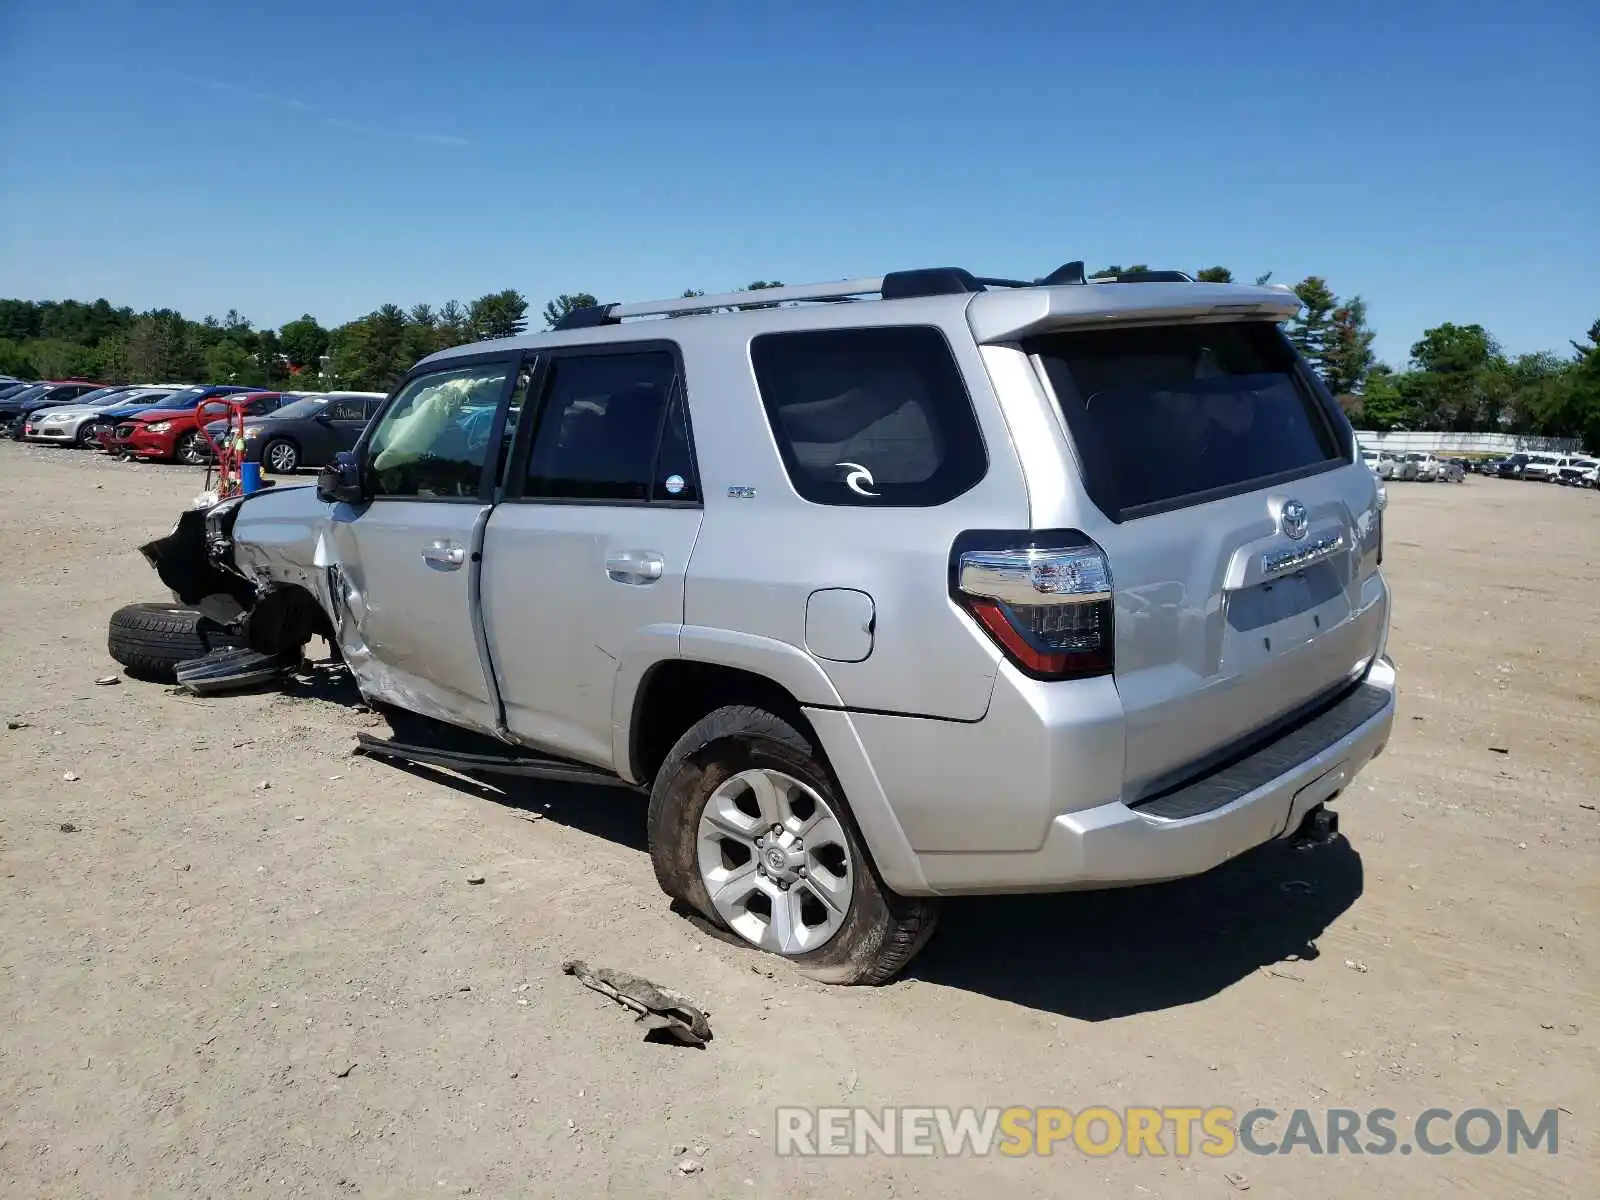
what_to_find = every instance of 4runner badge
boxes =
[838,462,878,497]
[1279,499,1309,540]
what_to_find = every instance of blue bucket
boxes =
[241,461,263,494]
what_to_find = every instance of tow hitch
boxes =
[1291,803,1340,847]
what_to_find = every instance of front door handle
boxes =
[422,541,467,571]
[606,551,664,585]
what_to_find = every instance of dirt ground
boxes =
[1,441,1595,1199]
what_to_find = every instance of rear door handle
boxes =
[422,541,467,570]
[606,551,664,585]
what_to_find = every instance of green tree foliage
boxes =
[469,289,530,341]
[1089,265,1150,279]
[278,315,330,372]
[1287,276,1338,383]
[1404,323,1501,430]
[252,329,290,387]
[328,304,414,392]
[437,300,470,346]
[0,337,37,377]
[26,338,101,380]
[1195,266,1233,283]
[1324,296,1377,399]
[204,340,255,384]
[542,292,599,330]
[127,312,203,383]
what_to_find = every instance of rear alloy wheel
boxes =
[262,438,299,474]
[648,705,938,984]
[697,767,855,955]
[175,431,206,465]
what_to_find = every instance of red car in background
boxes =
[111,390,291,463]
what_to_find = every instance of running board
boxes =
[175,647,299,695]
[354,732,639,789]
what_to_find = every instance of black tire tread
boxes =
[107,602,243,682]
[647,704,937,986]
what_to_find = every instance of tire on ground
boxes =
[647,704,938,985]
[107,602,245,682]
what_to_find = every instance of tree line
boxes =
[2,271,1595,447]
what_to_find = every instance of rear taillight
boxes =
[951,533,1114,680]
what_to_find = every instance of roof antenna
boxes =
[1039,261,1086,286]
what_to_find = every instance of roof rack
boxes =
[553,261,1197,329]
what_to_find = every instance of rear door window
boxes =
[750,326,986,506]
[521,350,682,502]
[1027,321,1344,520]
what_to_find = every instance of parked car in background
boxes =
[118,390,296,464]
[23,387,179,447]
[208,391,385,474]
[14,383,140,429]
[1555,457,1597,486]
[1403,452,1444,481]
[1495,453,1529,478]
[0,381,36,402]
[1521,454,1564,482]
[1439,458,1466,483]
[1360,448,1398,479]
[0,381,105,437]
[93,384,260,453]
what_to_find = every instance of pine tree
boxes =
[1324,296,1376,397]
[1287,277,1338,383]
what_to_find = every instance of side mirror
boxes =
[317,451,367,505]
[313,412,334,426]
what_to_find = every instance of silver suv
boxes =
[142,264,1395,983]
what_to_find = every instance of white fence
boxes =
[1353,430,1585,455]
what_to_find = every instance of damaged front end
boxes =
[139,495,333,689]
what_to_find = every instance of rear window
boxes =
[750,326,986,507]
[1028,322,1344,520]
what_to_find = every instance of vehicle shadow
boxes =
[904,835,1364,1021]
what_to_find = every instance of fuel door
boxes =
[805,588,875,663]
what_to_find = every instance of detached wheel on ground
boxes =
[647,705,937,985]
[107,602,246,682]
[261,438,299,474]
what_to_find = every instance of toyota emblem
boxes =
[1280,499,1309,540]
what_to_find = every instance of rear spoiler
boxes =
[965,283,1302,344]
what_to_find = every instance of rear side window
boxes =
[1029,322,1343,520]
[750,326,986,507]
[523,350,682,502]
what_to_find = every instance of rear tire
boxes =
[262,438,299,474]
[107,602,246,682]
[647,705,937,985]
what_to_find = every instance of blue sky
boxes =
[1,0,1595,365]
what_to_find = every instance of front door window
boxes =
[366,363,512,499]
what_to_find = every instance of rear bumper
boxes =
[910,658,1394,894]
[815,651,1396,898]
